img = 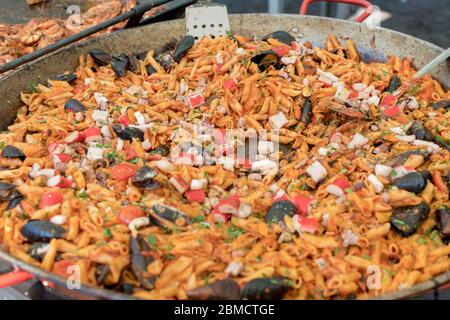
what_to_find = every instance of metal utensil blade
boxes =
[185,2,230,40]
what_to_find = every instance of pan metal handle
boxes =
[0,270,34,288]
[299,0,374,23]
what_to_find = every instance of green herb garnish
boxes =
[103,228,112,238]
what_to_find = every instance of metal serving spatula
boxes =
[185,0,231,40]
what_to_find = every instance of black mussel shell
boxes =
[157,52,175,71]
[387,75,401,93]
[1,145,25,160]
[241,277,293,300]
[52,73,77,83]
[95,264,111,285]
[435,206,450,239]
[90,49,112,66]
[390,202,429,237]
[419,170,432,182]
[392,172,426,194]
[432,99,450,110]
[64,99,87,113]
[146,64,157,75]
[301,98,312,124]
[112,125,145,142]
[251,50,281,71]
[127,54,139,73]
[265,200,297,224]
[149,145,169,156]
[21,220,66,243]
[262,30,296,45]
[0,181,17,202]
[408,121,433,141]
[386,150,429,167]
[129,235,155,290]
[27,242,50,261]
[6,192,23,209]
[187,279,241,300]
[173,35,195,62]
[151,203,190,224]
[434,134,450,151]
[111,54,129,77]
[132,166,160,190]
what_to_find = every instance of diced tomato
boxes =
[292,195,314,215]
[118,115,132,126]
[118,205,145,225]
[214,195,240,214]
[433,170,448,193]
[381,94,396,108]
[272,45,290,57]
[223,79,238,92]
[296,215,319,234]
[54,153,71,163]
[82,127,101,139]
[349,89,359,100]
[215,63,223,73]
[246,45,258,50]
[383,105,401,118]
[210,211,229,224]
[47,176,72,188]
[333,178,351,190]
[52,260,77,278]
[124,145,138,161]
[188,93,205,108]
[185,189,206,203]
[110,163,137,180]
[214,129,226,145]
[40,191,63,208]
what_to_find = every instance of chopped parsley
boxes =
[130,157,140,164]
[0,142,4,149]
[417,237,427,245]
[103,228,112,238]
[96,142,112,148]
[29,83,39,93]
[147,234,158,248]
[105,150,123,162]
[199,221,211,229]
[408,84,421,95]
[192,215,205,223]
[203,272,213,284]
[77,191,88,199]
[164,253,175,260]
[226,225,246,240]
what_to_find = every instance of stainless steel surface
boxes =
[0,13,448,300]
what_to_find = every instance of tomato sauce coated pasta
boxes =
[0,31,449,300]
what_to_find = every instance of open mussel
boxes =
[1,145,25,160]
[146,64,157,75]
[435,206,450,239]
[64,99,87,113]
[149,203,191,230]
[265,200,297,224]
[251,50,281,71]
[132,166,160,190]
[0,182,20,201]
[187,279,241,300]
[392,172,426,194]
[156,52,175,71]
[95,264,111,285]
[52,73,77,83]
[129,235,155,290]
[173,35,195,62]
[408,121,433,141]
[262,30,295,45]
[149,145,170,157]
[301,98,312,124]
[385,150,429,167]
[432,99,450,110]
[127,54,139,74]
[241,277,293,300]
[111,54,129,77]
[112,124,144,142]
[90,49,112,66]
[390,202,429,237]
[21,220,66,242]
[28,242,50,261]
[387,75,401,93]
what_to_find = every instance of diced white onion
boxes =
[86,147,104,161]
[368,174,384,193]
[269,112,288,129]
[191,178,207,190]
[306,161,328,183]
[50,215,67,225]
[225,261,243,276]
[375,164,392,177]
[348,133,369,149]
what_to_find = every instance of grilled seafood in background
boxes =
[0,0,151,68]
[0,29,449,300]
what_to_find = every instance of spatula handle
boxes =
[413,47,450,80]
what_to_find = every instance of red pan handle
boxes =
[0,270,34,288]
[299,0,374,23]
